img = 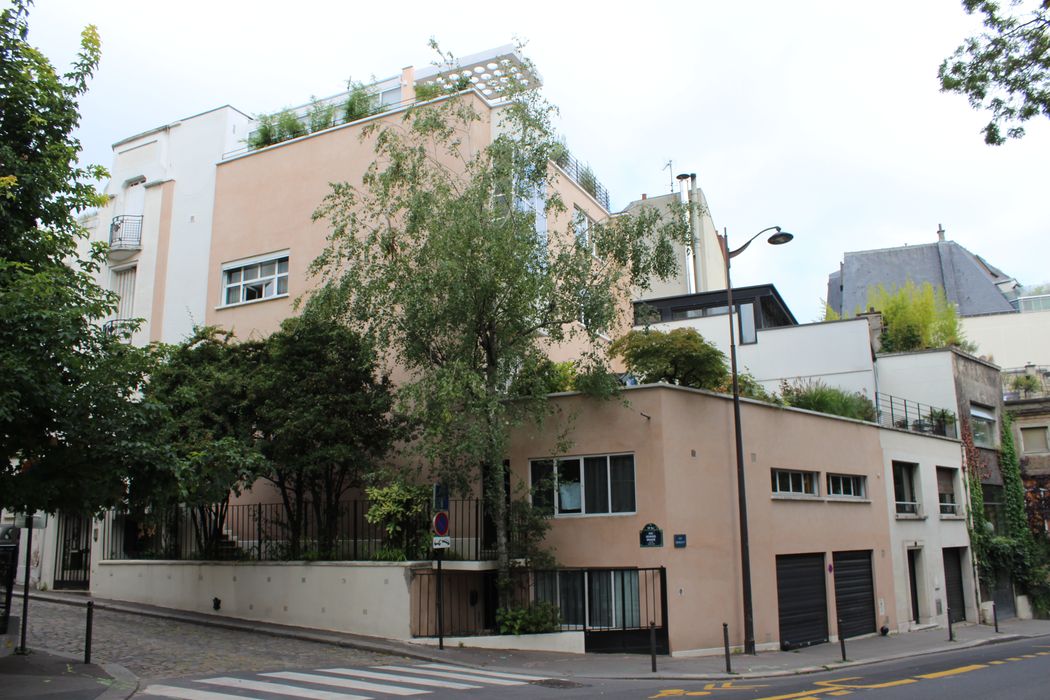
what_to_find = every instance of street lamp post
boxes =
[719,225,793,656]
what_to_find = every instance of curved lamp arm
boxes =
[724,226,784,260]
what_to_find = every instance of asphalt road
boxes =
[12,596,1050,700]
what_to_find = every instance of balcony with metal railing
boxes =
[875,393,958,438]
[108,215,143,262]
[1002,365,1050,401]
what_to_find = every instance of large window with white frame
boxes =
[827,473,866,499]
[970,403,996,449]
[531,454,635,516]
[222,253,289,306]
[771,468,819,496]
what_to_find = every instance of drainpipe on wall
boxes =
[690,173,704,293]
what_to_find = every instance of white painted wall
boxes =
[651,317,877,397]
[875,352,958,414]
[83,106,252,345]
[962,310,1050,369]
[93,560,416,639]
[878,430,975,631]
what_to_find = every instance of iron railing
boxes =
[553,150,611,210]
[103,498,517,563]
[411,566,668,654]
[109,215,143,249]
[876,393,958,438]
[1002,366,1050,401]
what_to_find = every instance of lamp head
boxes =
[768,229,794,246]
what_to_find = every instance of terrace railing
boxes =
[102,498,516,563]
[875,393,958,438]
[1002,366,1050,401]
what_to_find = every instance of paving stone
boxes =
[11,598,404,681]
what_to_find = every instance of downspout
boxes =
[690,174,704,292]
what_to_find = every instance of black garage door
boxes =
[943,547,967,623]
[833,550,876,639]
[776,553,828,650]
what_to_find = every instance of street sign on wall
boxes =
[640,523,663,548]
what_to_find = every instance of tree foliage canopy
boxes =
[939,0,1050,144]
[0,1,160,514]
[610,328,728,389]
[866,281,973,353]
[309,45,687,596]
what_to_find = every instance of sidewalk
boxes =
[0,646,138,700]
[14,587,1050,685]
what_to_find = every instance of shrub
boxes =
[248,113,278,149]
[307,98,336,132]
[497,601,561,635]
[276,110,306,140]
[413,82,443,101]
[780,379,877,422]
[611,328,728,390]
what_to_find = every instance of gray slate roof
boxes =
[828,240,1016,317]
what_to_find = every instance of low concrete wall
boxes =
[411,631,585,654]
[94,560,417,639]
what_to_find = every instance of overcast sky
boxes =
[25,0,1049,321]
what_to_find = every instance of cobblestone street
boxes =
[11,597,406,682]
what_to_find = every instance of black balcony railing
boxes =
[103,498,520,563]
[109,215,143,250]
[876,393,958,438]
[553,150,611,211]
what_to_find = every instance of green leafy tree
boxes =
[0,1,160,515]
[610,328,728,389]
[144,327,266,557]
[939,0,1050,145]
[866,281,974,353]
[310,46,687,602]
[252,314,398,559]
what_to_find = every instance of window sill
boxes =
[552,511,637,519]
[939,513,966,521]
[216,293,289,310]
[826,497,871,504]
[895,512,927,521]
[771,493,821,502]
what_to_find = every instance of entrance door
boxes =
[907,549,921,623]
[942,547,966,623]
[833,550,876,639]
[54,514,92,590]
[776,553,829,650]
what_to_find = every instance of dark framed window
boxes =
[531,454,635,516]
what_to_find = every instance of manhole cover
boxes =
[529,679,587,689]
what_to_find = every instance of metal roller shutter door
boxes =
[833,550,876,638]
[776,553,829,650]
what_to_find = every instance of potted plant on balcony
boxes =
[929,408,956,436]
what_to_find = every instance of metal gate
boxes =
[0,536,18,634]
[54,513,92,590]
[776,553,829,650]
[833,550,876,638]
[581,567,668,654]
[942,547,967,622]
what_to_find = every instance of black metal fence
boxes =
[412,566,669,653]
[103,498,506,563]
[875,393,958,438]
[0,541,17,635]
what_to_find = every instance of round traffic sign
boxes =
[432,511,450,536]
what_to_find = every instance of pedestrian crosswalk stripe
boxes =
[320,668,480,689]
[377,665,525,686]
[262,671,428,696]
[143,685,265,700]
[417,663,547,681]
[199,676,371,700]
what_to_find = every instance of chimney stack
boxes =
[937,223,945,242]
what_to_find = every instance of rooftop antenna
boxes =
[664,160,674,193]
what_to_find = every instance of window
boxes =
[573,206,595,255]
[892,461,919,515]
[827,473,866,498]
[738,302,757,345]
[111,266,136,319]
[771,469,818,496]
[531,454,635,516]
[222,254,289,306]
[535,570,640,629]
[982,485,1006,533]
[937,467,959,516]
[1021,426,1050,454]
[970,404,996,449]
